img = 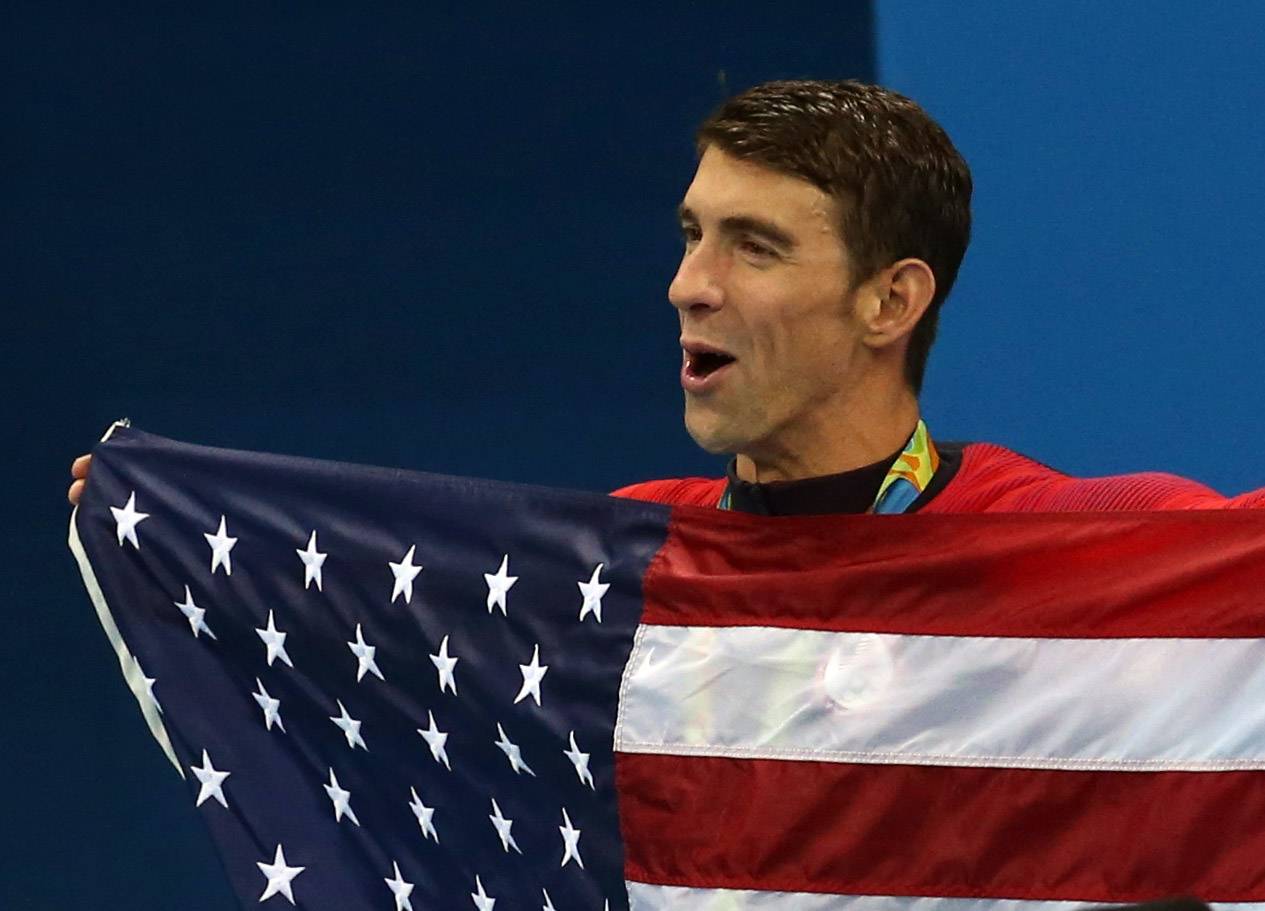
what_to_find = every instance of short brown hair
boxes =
[696,80,972,393]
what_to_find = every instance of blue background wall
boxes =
[7,2,1265,908]
[3,4,873,908]
[877,1,1265,488]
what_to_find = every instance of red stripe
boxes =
[617,752,1265,902]
[647,507,1265,637]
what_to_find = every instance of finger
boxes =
[71,454,92,478]
[68,478,85,506]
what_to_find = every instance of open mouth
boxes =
[682,341,737,383]
[687,350,736,378]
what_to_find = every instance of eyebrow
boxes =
[677,204,797,252]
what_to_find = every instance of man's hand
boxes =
[68,454,92,505]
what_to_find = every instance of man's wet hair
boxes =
[696,79,973,393]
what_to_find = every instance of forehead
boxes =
[682,146,841,236]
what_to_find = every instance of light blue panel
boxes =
[877,1,1265,492]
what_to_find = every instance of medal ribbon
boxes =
[717,419,939,515]
[870,419,939,514]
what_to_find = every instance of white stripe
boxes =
[627,883,1085,911]
[626,882,1265,911]
[615,623,1265,770]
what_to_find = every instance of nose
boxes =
[668,243,724,315]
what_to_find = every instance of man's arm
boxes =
[610,477,726,508]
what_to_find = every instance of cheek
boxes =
[769,337,856,416]
[748,311,846,382]
[734,277,854,382]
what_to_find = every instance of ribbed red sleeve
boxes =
[926,443,1265,513]
[609,477,725,507]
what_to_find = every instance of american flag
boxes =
[71,424,1265,909]
[71,422,660,909]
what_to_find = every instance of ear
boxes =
[858,258,936,350]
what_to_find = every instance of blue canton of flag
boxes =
[70,423,668,910]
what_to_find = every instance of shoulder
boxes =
[610,476,725,508]
[926,441,1229,512]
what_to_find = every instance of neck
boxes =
[735,385,921,484]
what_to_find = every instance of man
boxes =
[69,80,1265,512]
[610,79,1265,514]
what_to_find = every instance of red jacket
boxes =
[611,442,1265,512]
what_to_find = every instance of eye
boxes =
[739,238,776,259]
[680,223,702,245]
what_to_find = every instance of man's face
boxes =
[671,146,867,461]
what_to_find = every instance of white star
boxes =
[418,710,451,769]
[324,768,360,825]
[110,491,149,549]
[203,514,237,576]
[493,723,535,776]
[577,563,610,623]
[559,807,584,869]
[190,749,230,808]
[384,861,414,911]
[484,554,518,615]
[256,844,305,904]
[389,544,424,604]
[430,634,459,695]
[348,623,385,682]
[488,798,522,854]
[126,652,161,718]
[256,610,293,668]
[296,530,327,591]
[173,585,217,640]
[563,731,594,789]
[252,678,284,732]
[409,786,439,842]
[134,658,161,715]
[514,644,549,706]
[330,699,366,750]
[142,677,162,714]
[541,888,557,911]
[471,875,496,911]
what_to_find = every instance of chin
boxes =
[684,408,750,455]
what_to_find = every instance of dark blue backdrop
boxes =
[4,4,874,908]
